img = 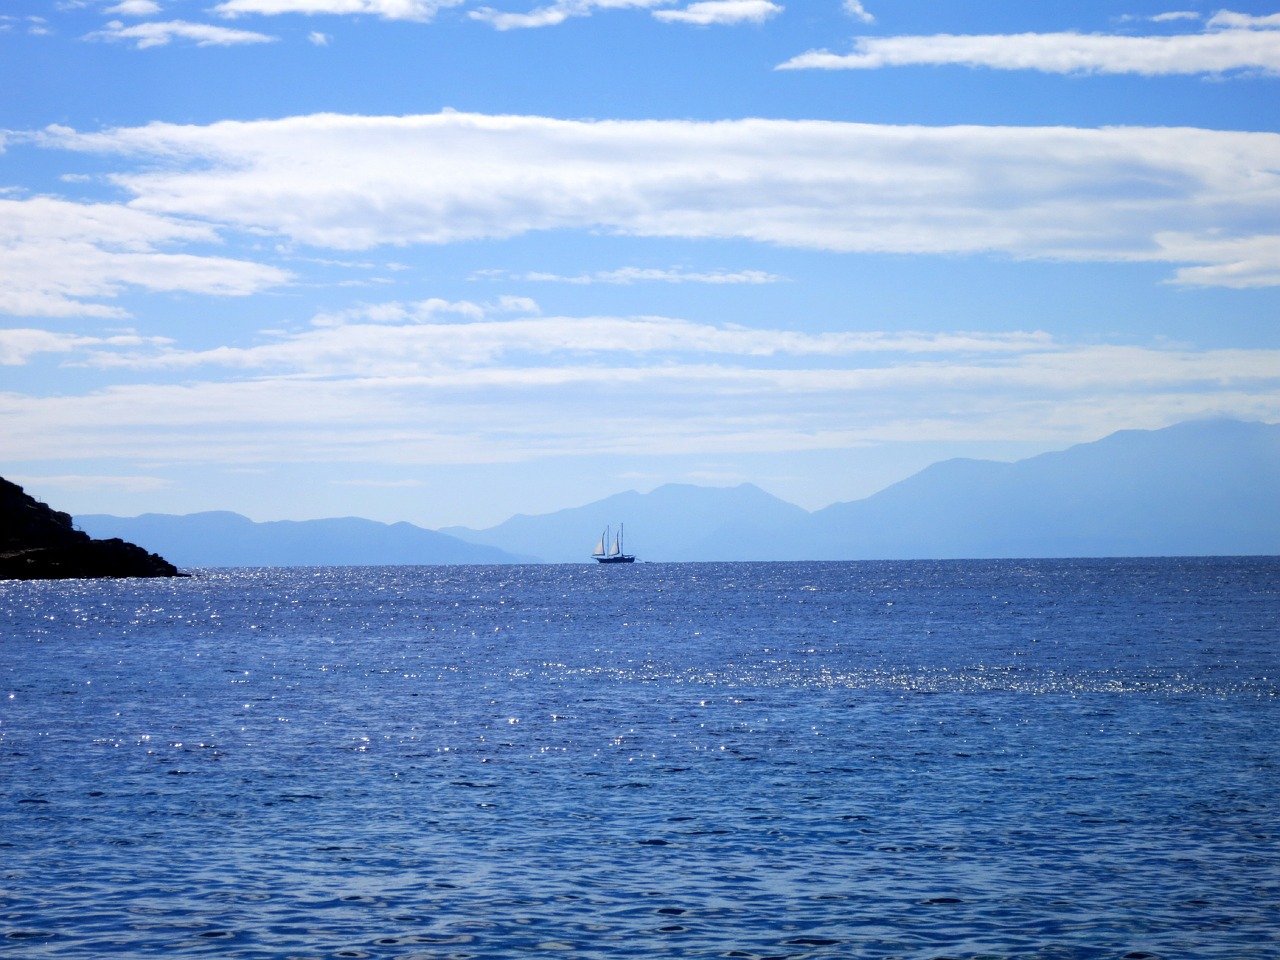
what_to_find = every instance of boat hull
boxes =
[594,555,635,564]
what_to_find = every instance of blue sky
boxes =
[2,0,1279,528]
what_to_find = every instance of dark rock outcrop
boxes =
[0,478,185,580]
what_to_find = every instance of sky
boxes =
[2,0,1279,529]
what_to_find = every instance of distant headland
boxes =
[0,477,185,580]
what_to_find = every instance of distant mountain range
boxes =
[74,511,530,568]
[801,418,1280,560]
[440,481,811,563]
[77,419,1279,566]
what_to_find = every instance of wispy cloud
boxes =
[1,14,51,35]
[81,301,1063,376]
[104,0,164,15]
[470,0,668,30]
[467,0,780,29]
[652,1,781,26]
[0,196,292,318]
[37,112,1280,287]
[212,0,467,21]
[88,18,276,47]
[1157,233,1280,289]
[5,304,1277,466]
[842,0,872,24]
[1207,11,1280,29]
[778,16,1280,76]
[0,328,171,365]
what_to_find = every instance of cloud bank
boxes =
[35,112,1280,288]
[6,298,1277,466]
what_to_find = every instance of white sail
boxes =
[590,522,635,562]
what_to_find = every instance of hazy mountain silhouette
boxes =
[798,418,1280,559]
[74,512,530,567]
[77,420,1278,564]
[448,419,1279,561]
[441,482,810,562]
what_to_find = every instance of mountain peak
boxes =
[810,419,1279,559]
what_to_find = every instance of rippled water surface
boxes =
[2,558,1277,959]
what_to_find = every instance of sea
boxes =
[1,558,1277,960]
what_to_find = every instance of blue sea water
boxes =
[1,558,1277,960]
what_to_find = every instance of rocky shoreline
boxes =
[1,478,185,580]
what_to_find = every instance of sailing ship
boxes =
[591,524,635,564]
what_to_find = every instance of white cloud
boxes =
[308,30,330,43]
[470,0,669,30]
[91,304,1063,377]
[1206,11,1280,29]
[310,296,490,328]
[212,0,467,21]
[493,294,541,313]
[0,328,171,365]
[1,14,53,36]
[88,19,276,47]
[1157,233,1280,288]
[1150,11,1200,23]
[653,1,781,26]
[39,112,1280,287]
[778,24,1280,75]
[105,0,164,15]
[842,0,872,24]
[5,309,1277,467]
[0,196,292,318]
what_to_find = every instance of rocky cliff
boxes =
[0,478,184,580]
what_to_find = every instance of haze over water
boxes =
[2,558,1277,958]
